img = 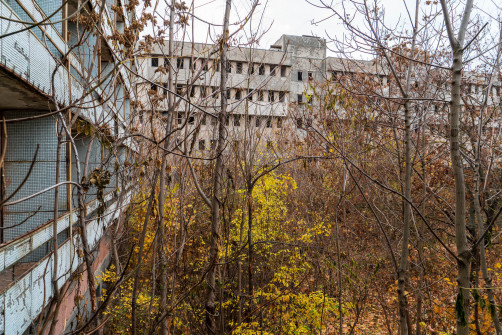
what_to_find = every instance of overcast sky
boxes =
[180,0,418,55]
[147,0,499,60]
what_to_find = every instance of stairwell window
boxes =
[308,72,313,80]
[277,117,282,128]
[236,62,243,74]
[199,139,206,151]
[234,115,241,127]
[279,91,285,102]
[151,57,158,67]
[235,89,242,100]
[297,94,303,103]
[258,90,264,101]
[297,71,303,81]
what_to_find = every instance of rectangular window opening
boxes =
[268,91,275,102]
[258,64,265,75]
[266,117,272,128]
[280,66,287,77]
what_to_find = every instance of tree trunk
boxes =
[450,47,471,335]
[159,2,176,334]
[205,1,231,333]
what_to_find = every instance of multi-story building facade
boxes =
[136,35,324,147]
[0,0,135,333]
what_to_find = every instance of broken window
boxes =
[176,58,183,69]
[235,89,241,100]
[268,91,275,102]
[212,86,219,99]
[281,65,287,77]
[266,117,272,128]
[279,91,285,102]
[308,72,313,80]
[258,64,265,75]
[270,65,276,76]
[258,90,264,101]
[236,62,243,74]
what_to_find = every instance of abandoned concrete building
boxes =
[137,34,502,154]
[0,0,135,333]
[136,34,359,149]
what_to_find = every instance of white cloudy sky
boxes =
[147,0,500,59]
[184,0,418,48]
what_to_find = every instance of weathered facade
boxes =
[137,34,502,155]
[0,0,135,333]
